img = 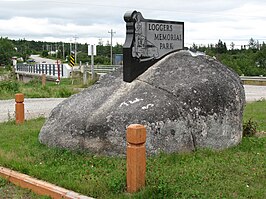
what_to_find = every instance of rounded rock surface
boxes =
[39,51,245,155]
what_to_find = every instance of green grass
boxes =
[243,100,266,131]
[0,118,126,198]
[0,76,97,100]
[0,102,265,198]
[0,67,10,75]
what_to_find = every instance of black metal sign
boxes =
[123,10,184,82]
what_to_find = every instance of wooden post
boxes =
[126,124,146,193]
[15,93,24,124]
[90,45,95,80]
[41,73,46,87]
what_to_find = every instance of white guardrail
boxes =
[15,64,121,78]
[240,76,266,82]
[78,65,121,75]
[16,63,72,78]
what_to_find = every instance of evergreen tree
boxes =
[230,42,235,50]
[216,39,227,54]
[248,38,257,49]
[0,37,15,65]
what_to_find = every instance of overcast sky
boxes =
[1,0,266,47]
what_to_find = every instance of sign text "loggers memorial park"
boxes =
[149,23,183,50]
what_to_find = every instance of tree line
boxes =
[189,38,266,76]
[0,37,122,66]
[1,37,266,76]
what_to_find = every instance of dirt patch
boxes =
[255,131,266,138]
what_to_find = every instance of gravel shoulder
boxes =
[0,85,265,123]
[0,98,66,123]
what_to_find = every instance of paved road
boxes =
[30,55,58,64]
[0,98,66,123]
[244,85,266,102]
[0,85,265,123]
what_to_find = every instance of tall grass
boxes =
[0,66,11,75]
[0,80,20,99]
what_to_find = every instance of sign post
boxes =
[123,10,184,82]
[83,62,88,85]
[88,44,96,80]
[56,59,60,82]
[69,51,75,84]
[70,51,75,67]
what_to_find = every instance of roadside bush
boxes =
[0,80,20,92]
[25,78,42,87]
[55,87,74,97]
[243,118,257,137]
[23,86,52,98]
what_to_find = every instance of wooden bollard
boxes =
[126,124,146,193]
[15,93,24,124]
[42,74,46,87]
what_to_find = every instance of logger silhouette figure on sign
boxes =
[132,12,159,61]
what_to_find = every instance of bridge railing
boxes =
[16,63,72,78]
[15,63,121,79]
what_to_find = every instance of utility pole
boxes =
[70,39,72,56]
[74,35,78,64]
[62,42,65,60]
[91,45,95,80]
[55,43,58,58]
[108,29,115,65]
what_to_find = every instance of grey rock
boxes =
[39,50,245,156]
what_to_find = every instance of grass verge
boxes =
[0,67,11,75]
[243,100,266,132]
[242,80,266,86]
[0,74,98,100]
[0,102,265,198]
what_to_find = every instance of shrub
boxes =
[243,118,257,137]
[25,78,41,87]
[55,87,74,97]
[0,80,20,92]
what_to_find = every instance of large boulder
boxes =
[39,51,245,155]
